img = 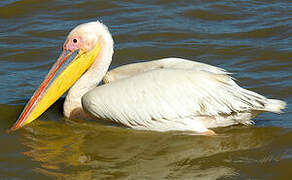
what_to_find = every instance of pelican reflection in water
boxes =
[21,121,282,179]
[11,21,286,134]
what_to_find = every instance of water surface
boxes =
[0,0,291,179]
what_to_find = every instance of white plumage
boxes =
[82,58,285,133]
[59,21,286,135]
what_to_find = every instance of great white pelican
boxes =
[10,21,286,135]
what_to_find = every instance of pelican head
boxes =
[11,21,104,131]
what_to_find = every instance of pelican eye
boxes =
[73,39,77,43]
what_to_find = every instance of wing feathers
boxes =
[83,67,279,129]
[103,58,230,84]
[83,58,285,131]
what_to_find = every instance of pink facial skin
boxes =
[63,36,83,52]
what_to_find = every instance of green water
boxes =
[0,0,291,179]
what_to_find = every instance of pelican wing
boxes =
[83,68,270,129]
[102,58,229,84]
